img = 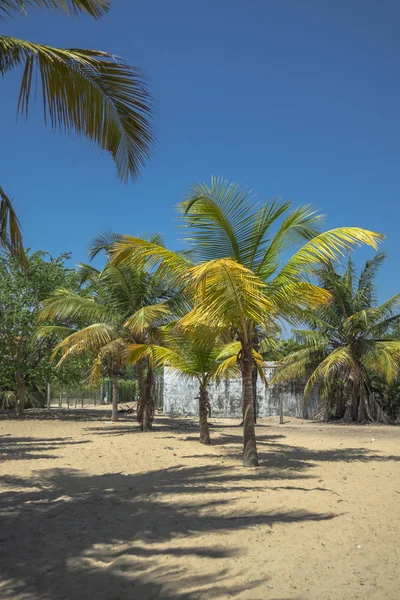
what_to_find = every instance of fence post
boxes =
[59,393,62,409]
[47,383,51,409]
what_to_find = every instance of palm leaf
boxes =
[0,0,109,18]
[0,36,153,182]
[0,186,26,265]
[276,228,383,285]
[39,289,108,322]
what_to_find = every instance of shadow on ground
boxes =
[0,462,338,600]
[0,435,90,462]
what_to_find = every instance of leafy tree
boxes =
[0,0,154,259]
[0,250,84,413]
[274,254,400,422]
[111,177,382,466]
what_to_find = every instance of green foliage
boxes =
[0,250,88,407]
[274,254,400,422]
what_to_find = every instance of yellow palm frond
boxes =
[181,259,276,341]
[276,228,383,285]
[123,304,171,337]
[52,323,117,360]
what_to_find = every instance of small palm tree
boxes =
[111,178,382,466]
[127,325,236,444]
[38,259,170,423]
[273,254,400,422]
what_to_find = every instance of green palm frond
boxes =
[53,322,118,361]
[0,36,153,182]
[33,324,75,342]
[256,204,323,280]
[76,262,101,285]
[355,252,385,308]
[39,289,108,322]
[181,176,257,264]
[304,346,354,397]
[88,230,123,260]
[0,186,26,265]
[0,0,109,18]
[292,329,330,347]
[343,294,400,335]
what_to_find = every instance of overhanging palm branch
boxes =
[0,37,153,182]
[0,186,26,264]
[0,0,109,18]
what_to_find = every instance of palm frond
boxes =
[76,262,100,285]
[256,204,323,280]
[0,0,109,19]
[53,322,117,361]
[123,303,170,336]
[180,259,276,340]
[181,176,258,263]
[0,186,26,265]
[276,228,383,285]
[0,36,153,182]
[39,289,108,322]
[111,236,193,286]
[304,346,354,397]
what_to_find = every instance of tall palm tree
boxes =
[1,1,154,258]
[111,180,382,466]
[126,325,237,444]
[38,259,170,423]
[273,254,400,422]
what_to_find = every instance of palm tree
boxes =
[38,259,170,423]
[1,1,154,259]
[111,177,383,466]
[126,325,237,444]
[273,254,400,423]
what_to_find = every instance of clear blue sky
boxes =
[2,0,399,299]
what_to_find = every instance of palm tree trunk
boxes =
[142,365,155,432]
[15,371,25,417]
[111,374,119,422]
[252,366,258,424]
[199,383,211,444]
[136,359,146,427]
[242,344,259,467]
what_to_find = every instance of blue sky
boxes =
[1,0,399,298]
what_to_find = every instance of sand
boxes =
[0,407,399,600]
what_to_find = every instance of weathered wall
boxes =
[162,363,319,419]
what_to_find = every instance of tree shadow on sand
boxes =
[0,463,338,600]
[0,435,90,462]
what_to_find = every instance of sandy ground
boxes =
[0,407,399,600]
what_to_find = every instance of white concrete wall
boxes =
[162,363,318,419]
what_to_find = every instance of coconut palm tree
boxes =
[126,325,239,444]
[273,254,400,422]
[110,178,383,465]
[38,259,171,423]
[1,1,154,259]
